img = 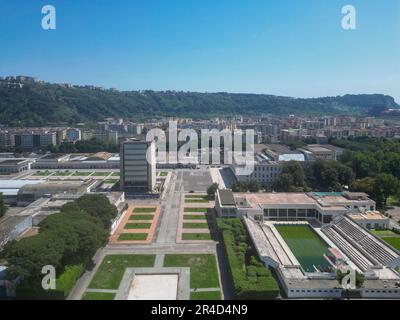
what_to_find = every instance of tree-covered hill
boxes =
[0,79,398,126]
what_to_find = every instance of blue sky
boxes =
[0,0,399,101]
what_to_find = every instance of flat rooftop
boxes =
[305,145,332,153]
[40,154,66,160]
[219,191,375,213]
[218,189,236,206]
[237,192,316,207]
[349,211,389,221]
[0,159,28,165]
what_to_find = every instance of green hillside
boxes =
[0,79,398,126]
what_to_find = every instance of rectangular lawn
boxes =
[185,195,208,199]
[163,254,219,289]
[190,291,221,300]
[55,171,72,176]
[129,214,154,221]
[93,172,111,176]
[89,255,155,289]
[124,223,152,229]
[183,223,209,229]
[184,208,209,213]
[33,171,50,176]
[183,215,209,220]
[182,233,213,241]
[133,207,157,213]
[72,171,92,176]
[118,233,148,241]
[382,237,400,250]
[372,230,398,237]
[82,292,115,300]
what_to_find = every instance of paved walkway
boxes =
[154,254,165,268]
[156,172,181,244]
[190,288,220,292]
[85,289,118,293]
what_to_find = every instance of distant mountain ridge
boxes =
[0,78,398,126]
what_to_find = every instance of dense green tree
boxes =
[61,194,118,229]
[247,180,261,192]
[6,233,65,280]
[350,175,400,208]
[274,161,306,192]
[0,192,8,218]
[5,194,115,284]
[274,173,295,192]
[232,181,249,192]
[373,173,400,208]
[350,177,375,196]
[312,160,355,191]
[206,183,219,198]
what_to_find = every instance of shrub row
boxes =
[217,219,280,300]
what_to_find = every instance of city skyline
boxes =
[0,0,399,101]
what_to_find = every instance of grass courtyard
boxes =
[275,224,331,273]
[163,254,220,289]
[89,255,156,290]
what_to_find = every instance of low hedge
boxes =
[217,219,279,300]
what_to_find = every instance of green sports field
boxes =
[275,224,332,273]
[382,237,400,250]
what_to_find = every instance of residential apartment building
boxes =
[14,131,57,150]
